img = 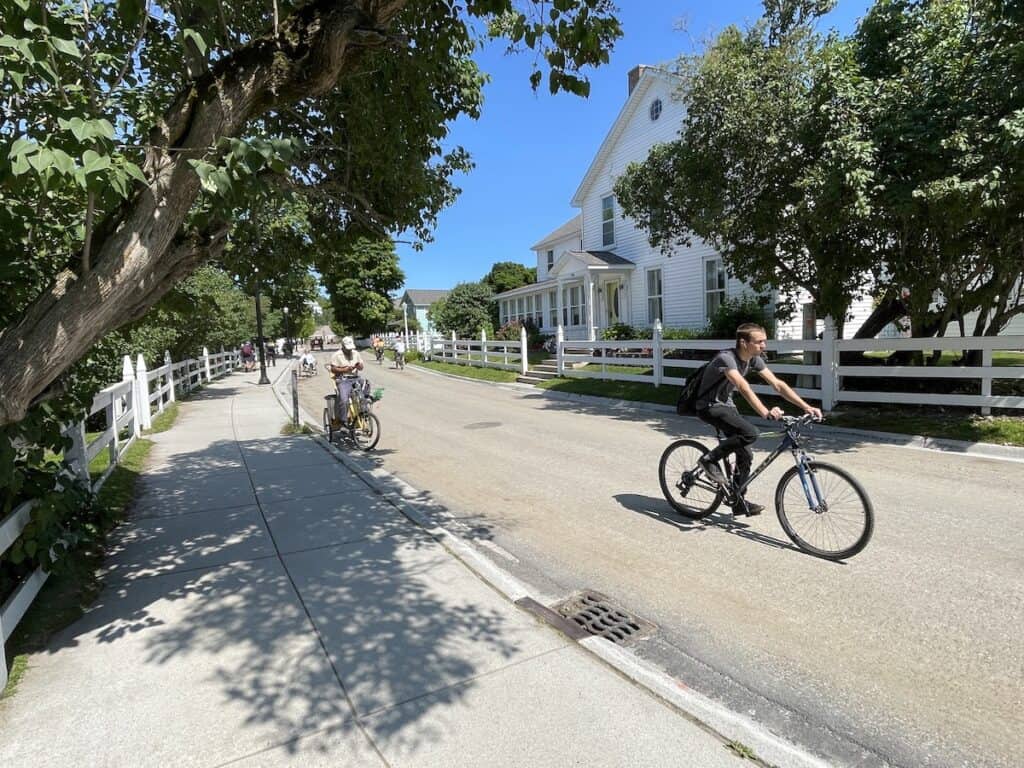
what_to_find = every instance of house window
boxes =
[647,268,663,325]
[649,98,662,121]
[563,285,586,326]
[549,290,558,327]
[705,258,726,321]
[547,249,554,272]
[602,195,615,247]
[517,297,524,320]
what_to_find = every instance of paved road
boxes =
[302,357,1024,768]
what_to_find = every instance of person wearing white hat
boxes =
[329,336,364,422]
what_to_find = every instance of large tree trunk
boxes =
[0,0,405,427]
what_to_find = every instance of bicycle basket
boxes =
[371,387,384,401]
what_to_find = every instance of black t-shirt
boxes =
[696,349,766,410]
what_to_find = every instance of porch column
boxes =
[586,273,596,342]
[556,279,565,335]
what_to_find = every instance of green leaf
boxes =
[82,149,111,175]
[0,35,20,50]
[67,116,88,142]
[11,152,31,176]
[28,146,54,173]
[121,160,147,184]
[94,118,116,140]
[51,148,76,174]
[9,137,36,158]
[50,37,82,59]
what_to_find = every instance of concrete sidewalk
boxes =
[1,368,751,768]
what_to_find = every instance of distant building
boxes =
[398,289,449,335]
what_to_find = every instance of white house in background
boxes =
[398,289,448,335]
[495,65,876,341]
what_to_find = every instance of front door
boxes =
[605,280,621,326]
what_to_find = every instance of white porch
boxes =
[496,251,636,341]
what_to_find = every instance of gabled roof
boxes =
[402,289,449,306]
[549,250,635,278]
[571,66,680,207]
[530,214,582,251]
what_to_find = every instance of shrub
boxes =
[601,322,640,340]
[704,294,774,339]
[494,318,545,349]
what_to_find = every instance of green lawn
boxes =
[411,359,520,383]
[534,375,1024,446]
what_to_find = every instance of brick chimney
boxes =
[628,65,646,95]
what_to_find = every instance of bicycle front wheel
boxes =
[350,412,381,451]
[775,461,873,560]
[658,439,724,519]
[323,407,335,442]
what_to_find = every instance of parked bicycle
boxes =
[658,414,873,560]
[323,377,382,450]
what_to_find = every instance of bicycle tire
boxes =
[350,412,380,451]
[323,407,335,442]
[658,439,724,519]
[775,461,873,560]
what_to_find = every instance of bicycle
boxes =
[393,350,405,370]
[658,414,873,560]
[323,377,382,450]
[374,346,385,365]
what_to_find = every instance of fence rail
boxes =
[0,346,240,690]
[431,328,529,375]
[550,324,1023,415]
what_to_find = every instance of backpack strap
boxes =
[693,349,737,406]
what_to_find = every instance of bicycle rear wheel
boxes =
[323,407,335,442]
[658,439,724,519]
[350,412,380,451]
[775,461,873,560]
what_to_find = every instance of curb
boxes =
[266,375,832,768]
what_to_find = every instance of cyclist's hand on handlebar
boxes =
[805,406,823,421]
[764,406,784,420]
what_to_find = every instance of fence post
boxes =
[652,320,663,388]
[123,356,140,437]
[520,325,529,376]
[165,350,176,403]
[981,348,993,415]
[106,398,119,467]
[66,421,90,484]
[481,328,488,368]
[820,317,838,412]
[556,324,565,376]
[203,346,212,381]
[136,354,152,430]
[451,330,457,362]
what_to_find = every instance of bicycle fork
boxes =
[794,452,827,513]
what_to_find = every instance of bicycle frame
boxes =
[721,422,823,511]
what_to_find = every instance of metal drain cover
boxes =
[554,591,655,645]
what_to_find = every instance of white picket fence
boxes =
[551,323,1024,414]
[430,328,529,375]
[0,346,240,689]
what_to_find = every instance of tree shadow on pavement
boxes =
[24,435,533,763]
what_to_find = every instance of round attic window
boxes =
[649,98,662,121]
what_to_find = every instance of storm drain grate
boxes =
[554,591,655,645]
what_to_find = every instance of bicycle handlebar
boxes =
[779,413,821,428]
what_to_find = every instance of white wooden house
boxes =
[496,66,877,341]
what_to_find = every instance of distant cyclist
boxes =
[372,335,385,364]
[393,337,406,370]
[696,323,822,516]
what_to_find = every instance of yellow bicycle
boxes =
[323,378,381,450]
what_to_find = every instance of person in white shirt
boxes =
[393,338,406,370]
[328,336,364,420]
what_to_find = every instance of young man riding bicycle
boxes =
[696,323,822,516]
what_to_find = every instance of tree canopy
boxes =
[428,282,495,337]
[319,237,405,336]
[482,261,537,294]
[616,0,1024,340]
[0,0,622,427]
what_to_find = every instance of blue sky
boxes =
[396,0,872,292]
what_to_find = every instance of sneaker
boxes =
[698,457,727,488]
[732,499,765,517]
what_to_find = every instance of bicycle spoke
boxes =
[779,464,871,558]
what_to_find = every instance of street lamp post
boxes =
[253,267,270,385]
[282,306,290,356]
